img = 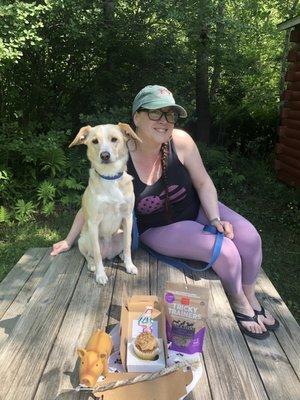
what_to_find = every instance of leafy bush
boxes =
[0,206,10,223]
[198,144,246,195]
[79,106,131,126]
[40,148,67,177]
[14,199,36,223]
[37,181,56,204]
[0,126,86,222]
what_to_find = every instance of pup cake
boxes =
[133,332,159,360]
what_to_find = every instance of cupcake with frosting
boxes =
[133,332,159,360]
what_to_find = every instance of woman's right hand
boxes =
[50,240,71,256]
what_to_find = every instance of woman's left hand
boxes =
[214,220,234,240]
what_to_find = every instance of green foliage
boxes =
[0,206,10,223]
[42,201,55,217]
[37,181,56,205]
[40,148,67,177]
[59,177,85,191]
[0,2,48,65]
[14,199,36,223]
[37,180,56,216]
[0,127,84,218]
[199,144,246,195]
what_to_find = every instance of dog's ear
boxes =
[69,125,92,148]
[118,123,142,143]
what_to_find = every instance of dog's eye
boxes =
[111,137,118,143]
[92,138,98,144]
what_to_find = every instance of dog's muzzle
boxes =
[100,151,111,163]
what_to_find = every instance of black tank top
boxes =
[127,140,200,233]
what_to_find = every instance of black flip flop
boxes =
[233,311,270,340]
[254,306,279,331]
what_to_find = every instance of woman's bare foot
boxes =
[229,292,267,335]
[242,284,277,327]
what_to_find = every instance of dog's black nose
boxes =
[100,151,110,161]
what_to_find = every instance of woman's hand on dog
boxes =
[51,240,71,256]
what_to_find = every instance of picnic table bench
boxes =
[0,247,299,400]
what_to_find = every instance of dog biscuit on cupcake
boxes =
[133,332,159,360]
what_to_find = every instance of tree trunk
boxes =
[210,0,225,102]
[195,27,210,144]
[101,0,116,106]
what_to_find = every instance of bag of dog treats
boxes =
[164,282,209,354]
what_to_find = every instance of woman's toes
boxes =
[258,312,274,327]
[258,320,267,331]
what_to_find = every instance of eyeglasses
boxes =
[139,108,179,124]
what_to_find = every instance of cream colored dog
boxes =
[69,123,140,285]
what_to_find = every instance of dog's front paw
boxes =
[95,271,109,285]
[125,263,138,275]
[87,262,96,272]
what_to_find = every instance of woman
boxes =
[51,85,278,339]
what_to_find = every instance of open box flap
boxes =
[94,369,193,400]
[119,295,168,370]
[127,296,160,311]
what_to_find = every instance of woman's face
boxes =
[133,107,175,145]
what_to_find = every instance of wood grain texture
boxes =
[34,258,118,400]
[0,249,53,348]
[0,248,48,318]
[255,271,300,379]
[186,270,268,400]
[0,247,84,400]
[1,247,300,400]
[105,248,150,335]
[243,271,300,399]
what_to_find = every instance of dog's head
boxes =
[69,123,141,172]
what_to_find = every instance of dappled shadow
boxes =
[0,315,21,339]
[107,323,119,334]
[108,304,122,322]
[55,390,95,400]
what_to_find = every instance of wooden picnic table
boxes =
[0,247,299,400]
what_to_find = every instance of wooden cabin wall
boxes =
[277,26,300,187]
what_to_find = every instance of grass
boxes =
[0,149,299,322]
[0,213,73,282]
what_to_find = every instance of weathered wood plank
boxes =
[149,260,212,400]
[241,271,300,399]
[106,248,150,331]
[245,335,300,400]
[0,249,53,347]
[0,247,84,400]
[34,256,118,400]
[186,271,268,400]
[2,247,299,400]
[0,248,48,318]
[256,270,300,378]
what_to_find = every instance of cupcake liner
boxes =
[133,342,160,360]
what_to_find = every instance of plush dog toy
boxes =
[77,329,113,387]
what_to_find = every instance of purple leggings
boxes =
[140,202,262,295]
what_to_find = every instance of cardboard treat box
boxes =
[93,293,195,400]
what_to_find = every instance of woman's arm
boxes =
[51,208,85,255]
[172,129,233,239]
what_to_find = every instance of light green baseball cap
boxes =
[132,85,187,118]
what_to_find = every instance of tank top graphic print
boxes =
[127,140,200,233]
